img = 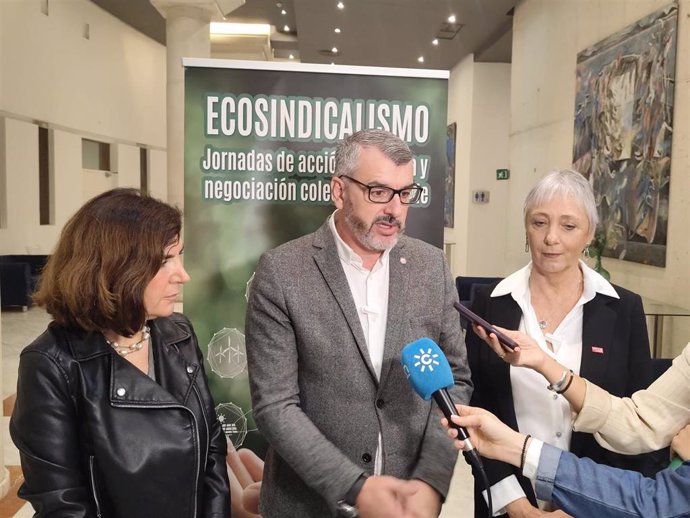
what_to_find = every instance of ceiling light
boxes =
[276,2,282,7]
[432,38,438,46]
[289,54,294,59]
[281,9,287,15]
[210,22,272,36]
[283,25,290,31]
[331,47,339,53]
[337,2,345,9]
[417,56,425,63]
[447,14,456,23]
[334,27,341,33]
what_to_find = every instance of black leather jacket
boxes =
[10,313,230,518]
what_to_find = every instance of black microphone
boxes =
[401,337,493,517]
[400,337,477,455]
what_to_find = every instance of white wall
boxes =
[53,129,84,229]
[0,0,167,255]
[114,143,143,189]
[509,0,690,356]
[445,57,511,277]
[0,119,42,253]
[445,55,474,276]
[1,0,166,146]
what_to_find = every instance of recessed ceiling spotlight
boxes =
[417,56,425,63]
[281,9,287,15]
[334,27,341,33]
[337,2,345,9]
[276,2,282,7]
[283,25,290,31]
[289,54,294,59]
[331,47,339,53]
[432,38,439,46]
[447,14,456,23]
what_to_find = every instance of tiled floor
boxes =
[0,306,475,517]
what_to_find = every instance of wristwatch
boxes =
[335,501,359,518]
[336,473,369,518]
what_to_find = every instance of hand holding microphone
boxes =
[401,337,494,516]
[442,406,528,468]
[401,337,496,517]
[400,338,478,460]
[401,359,521,467]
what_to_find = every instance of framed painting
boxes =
[572,3,678,266]
[444,122,457,228]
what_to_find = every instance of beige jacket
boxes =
[574,342,690,453]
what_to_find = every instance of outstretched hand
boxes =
[472,324,548,371]
[671,424,690,461]
[441,404,525,468]
[227,440,263,518]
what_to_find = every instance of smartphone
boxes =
[453,302,518,351]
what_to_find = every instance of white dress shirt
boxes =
[483,260,619,514]
[328,211,390,474]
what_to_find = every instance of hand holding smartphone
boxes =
[453,302,518,351]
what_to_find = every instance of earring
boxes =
[524,238,529,253]
[583,246,591,259]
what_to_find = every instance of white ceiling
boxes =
[92,0,516,68]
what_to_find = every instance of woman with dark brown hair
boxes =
[10,188,230,518]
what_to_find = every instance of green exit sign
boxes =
[496,169,510,180]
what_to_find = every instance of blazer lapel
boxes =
[378,242,407,388]
[489,294,522,330]
[485,295,522,427]
[581,294,615,383]
[311,224,378,382]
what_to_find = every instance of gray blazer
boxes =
[246,221,473,517]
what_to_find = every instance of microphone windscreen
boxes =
[401,337,454,400]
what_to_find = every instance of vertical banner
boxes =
[183,59,448,456]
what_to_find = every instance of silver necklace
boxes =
[534,275,584,332]
[106,325,150,357]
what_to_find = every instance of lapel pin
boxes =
[591,346,604,354]
[400,257,407,264]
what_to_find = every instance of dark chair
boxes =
[0,255,48,310]
[455,276,503,329]
[0,261,32,310]
[456,276,503,303]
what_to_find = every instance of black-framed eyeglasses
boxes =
[339,175,423,204]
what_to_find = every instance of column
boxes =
[151,0,217,209]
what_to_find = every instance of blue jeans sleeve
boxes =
[535,443,690,517]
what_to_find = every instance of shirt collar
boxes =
[328,210,390,270]
[491,260,619,301]
[581,260,619,299]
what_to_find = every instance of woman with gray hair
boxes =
[465,169,657,518]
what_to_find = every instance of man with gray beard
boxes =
[245,129,472,518]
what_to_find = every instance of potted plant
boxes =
[587,230,610,281]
